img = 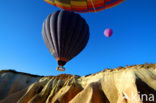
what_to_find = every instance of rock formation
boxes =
[0,64,156,103]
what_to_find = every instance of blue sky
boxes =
[0,0,156,76]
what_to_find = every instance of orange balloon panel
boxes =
[44,0,125,13]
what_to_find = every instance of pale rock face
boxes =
[0,64,156,103]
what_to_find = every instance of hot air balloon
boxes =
[44,0,124,13]
[104,28,113,37]
[42,10,89,71]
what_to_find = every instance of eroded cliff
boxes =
[0,64,156,103]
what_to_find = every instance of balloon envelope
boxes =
[42,10,89,69]
[104,28,113,37]
[44,0,125,13]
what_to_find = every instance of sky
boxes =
[0,0,156,76]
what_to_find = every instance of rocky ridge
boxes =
[0,64,156,103]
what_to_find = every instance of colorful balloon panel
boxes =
[44,0,125,13]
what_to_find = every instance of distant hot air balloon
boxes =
[104,28,113,37]
[44,0,125,13]
[42,10,89,71]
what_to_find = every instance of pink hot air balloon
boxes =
[104,28,113,37]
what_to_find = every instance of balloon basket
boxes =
[56,66,65,71]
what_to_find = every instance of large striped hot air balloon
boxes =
[42,10,89,71]
[44,0,124,13]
